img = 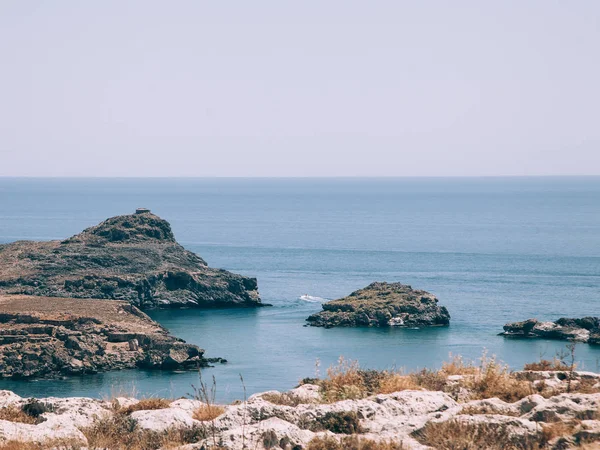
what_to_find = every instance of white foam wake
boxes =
[299,294,326,303]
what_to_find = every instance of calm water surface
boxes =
[0,177,599,401]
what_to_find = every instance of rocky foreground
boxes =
[0,361,599,449]
[0,295,212,379]
[306,282,450,328]
[501,317,600,344]
[0,209,261,309]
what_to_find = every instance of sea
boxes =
[0,177,599,402]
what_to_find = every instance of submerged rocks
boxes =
[0,210,262,309]
[306,282,450,328]
[0,295,210,379]
[501,317,600,344]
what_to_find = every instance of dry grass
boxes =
[307,435,407,450]
[378,374,419,394]
[414,419,542,450]
[118,398,172,415]
[524,358,571,371]
[192,404,226,422]
[459,404,520,417]
[320,357,369,402]
[81,413,205,450]
[440,354,479,375]
[316,353,540,403]
[463,355,534,402]
[0,440,84,450]
[0,406,38,425]
[262,392,305,406]
[540,420,581,443]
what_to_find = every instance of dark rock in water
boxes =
[0,210,261,309]
[306,282,450,328]
[500,317,600,344]
[0,295,213,379]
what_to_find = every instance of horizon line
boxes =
[1,174,600,179]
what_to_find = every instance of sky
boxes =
[0,1,599,177]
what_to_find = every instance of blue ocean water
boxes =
[0,177,599,402]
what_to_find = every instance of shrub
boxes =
[21,399,54,420]
[311,411,363,434]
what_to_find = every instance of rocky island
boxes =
[501,317,600,344]
[0,295,210,379]
[306,282,450,328]
[0,209,262,309]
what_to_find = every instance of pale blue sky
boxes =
[1,1,599,176]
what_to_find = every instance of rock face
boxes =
[501,317,600,344]
[0,210,261,308]
[306,282,450,328]
[0,295,209,379]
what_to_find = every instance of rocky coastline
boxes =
[306,282,450,328]
[0,360,598,449]
[0,295,213,379]
[0,209,262,309]
[501,317,600,344]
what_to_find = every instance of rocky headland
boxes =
[0,358,599,449]
[0,209,262,309]
[501,317,600,344]
[0,295,214,379]
[306,282,450,328]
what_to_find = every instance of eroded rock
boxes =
[306,282,450,328]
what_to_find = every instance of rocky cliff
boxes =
[0,210,261,308]
[0,295,213,379]
[306,282,450,328]
[501,317,600,344]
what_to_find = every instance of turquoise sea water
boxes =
[0,177,599,402]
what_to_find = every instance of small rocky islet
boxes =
[306,282,450,328]
[501,317,600,345]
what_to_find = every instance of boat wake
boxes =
[298,294,327,303]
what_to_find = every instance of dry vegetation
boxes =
[81,413,205,450]
[307,436,407,450]
[524,358,571,371]
[117,398,172,415]
[413,420,542,450]
[262,392,305,406]
[192,404,226,422]
[0,351,598,449]
[0,406,38,425]
[304,351,599,404]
